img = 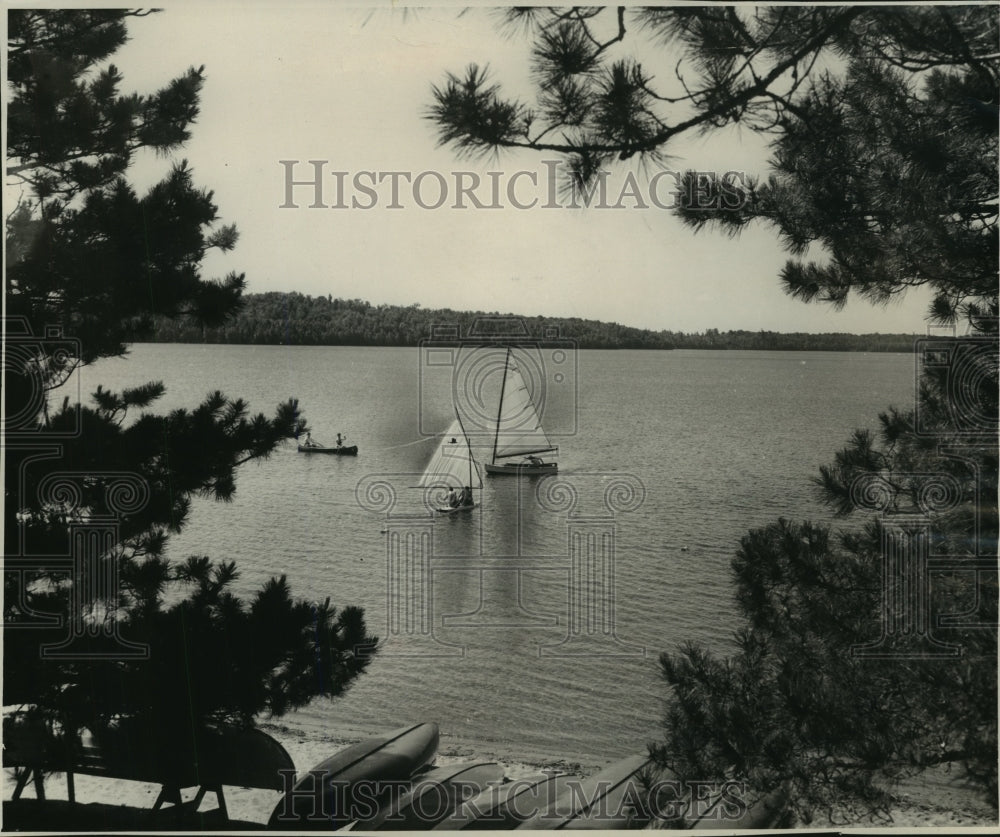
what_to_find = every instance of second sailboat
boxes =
[484,347,558,475]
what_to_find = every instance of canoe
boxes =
[515,755,655,830]
[267,722,439,830]
[359,761,505,831]
[433,772,573,830]
[687,784,788,829]
[197,727,295,792]
[298,444,358,456]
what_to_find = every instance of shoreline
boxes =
[4,713,996,830]
[256,715,611,780]
[259,717,999,830]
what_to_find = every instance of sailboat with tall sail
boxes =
[484,348,558,475]
[417,415,482,512]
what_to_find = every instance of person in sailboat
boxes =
[447,487,461,508]
[527,455,543,467]
[459,485,473,507]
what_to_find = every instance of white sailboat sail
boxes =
[417,417,482,490]
[491,351,558,463]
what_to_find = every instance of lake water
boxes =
[84,344,917,764]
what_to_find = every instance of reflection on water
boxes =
[85,344,916,762]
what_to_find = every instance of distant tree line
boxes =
[145,292,921,352]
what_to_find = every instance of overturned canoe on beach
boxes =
[267,722,439,830]
[515,755,656,830]
[686,784,789,830]
[359,761,505,831]
[433,772,574,830]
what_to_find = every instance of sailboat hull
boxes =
[435,502,477,514]
[485,462,558,475]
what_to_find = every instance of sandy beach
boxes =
[3,712,996,831]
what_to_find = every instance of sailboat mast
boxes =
[455,410,473,488]
[491,347,510,466]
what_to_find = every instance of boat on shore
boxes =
[267,722,439,829]
[359,762,505,830]
[484,348,557,475]
[433,772,573,830]
[515,754,655,830]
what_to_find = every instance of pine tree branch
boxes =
[583,6,627,59]
[448,8,864,158]
[7,10,156,60]
[640,9,864,150]
[726,7,758,51]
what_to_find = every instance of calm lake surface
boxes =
[85,344,917,763]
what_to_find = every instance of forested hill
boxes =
[147,292,921,351]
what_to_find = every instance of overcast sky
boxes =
[111,3,934,334]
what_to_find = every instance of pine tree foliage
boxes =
[654,328,998,821]
[5,9,376,761]
[428,6,999,323]
[7,13,244,364]
[428,6,999,820]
